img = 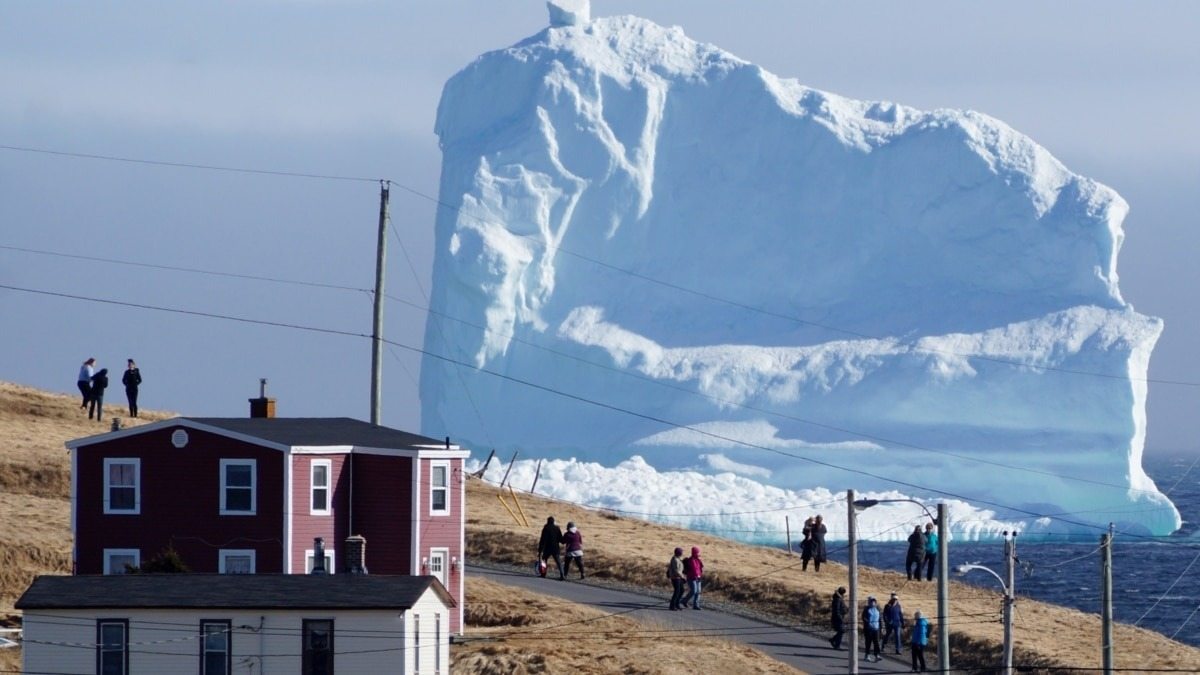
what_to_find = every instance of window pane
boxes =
[226,465,252,487]
[432,465,447,487]
[226,487,251,511]
[109,463,134,486]
[432,488,447,511]
[101,651,124,675]
[204,625,228,651]
[312,487,327,512]
[205,652,228,675]
[108,554,136,574]
[100,624,124,648]
[313,465,328,487]
[110,486,135,510]
[303,620,333,675]
[224,555,252,574]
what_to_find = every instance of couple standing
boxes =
[667,546,704,610]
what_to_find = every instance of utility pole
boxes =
[370,180,390,425]
[1101,524,1114,675]
[1003,531,1017,675]
[937,502,950,674]
[847,489,859,674]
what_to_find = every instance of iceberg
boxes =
[421,1,1180,538]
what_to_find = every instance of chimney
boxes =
[445,436,450,450]
[249,378,276,419]
[344,535,368,575]
[311,537,327,575]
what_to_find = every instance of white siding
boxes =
[22,589,451,675]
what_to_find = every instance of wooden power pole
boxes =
[370,181,390,425]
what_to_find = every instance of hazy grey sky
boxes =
[2,1,1197,453]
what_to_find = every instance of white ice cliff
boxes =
[420,2,1180,539]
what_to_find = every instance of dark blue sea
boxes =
[828,454,1200,648]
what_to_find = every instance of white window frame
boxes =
[103,458,140,515]
[435,613,442,673]
[219,459,257,515]
[310,459,332,516]
[413,614,421,675]
[103,548,140,575]
[428,547,449,588]
[218,549,256,574]
[429,461,450,516]
[305,548,335,574]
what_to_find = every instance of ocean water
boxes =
[830,454,1200,649]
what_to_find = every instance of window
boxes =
[428,548,448,588]
[103,458,140,514]
[103,549,140,575]
[430,462,449,515]
[435,614,441,673]
[310,459,331,515]
[201,620,231,675]
[413,614,421,675]
[220,459,256,515]
[305,549,335,574]
[218,549,256,574]
[302,619,334,675]
[96,619,128,675]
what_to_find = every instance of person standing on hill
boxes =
[829,586,847,650]
[122,359,142,418]
[800,517,816,571]
[883,592,905,655]
[562,521,584,579]
[680,546,704,609]
[911,609,931,672]
[923,522,939,581]
[77,358,95,409]
[88,367,109,421]
[537,516,565,580]
[667,547,686,610]
[906,525,926,580]
[811,515,828,572]
[862,595,882,662]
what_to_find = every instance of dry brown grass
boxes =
[467,478,1200,673]
[454,577,800,674]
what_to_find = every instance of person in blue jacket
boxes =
[883,592,905,655]
[923,522,939,581]
[910,609,931,672]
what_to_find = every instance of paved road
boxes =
[470,564,919,674]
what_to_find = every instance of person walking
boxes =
[923,522,939,581]
[883,592,905,655]
[667,547,686,610]
[680,546,704,609]
[800,517,816,571]
[829,586,847,650]
[906,525,926,580]
[88,367,109,422]
[862,595,882,662]
[77,358,95,409]
[910,609,931,672]
[122,359,142,418]
[537,516,565,580]
[562,521,584,579]
[810,515,828,572]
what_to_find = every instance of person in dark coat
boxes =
[77,358,95,409]
[667,547,686,610]
[122,359,142,418]
[829,586,847,650]
[800,517,816,571]
[810,515,828,572]
[883,592,905,655]
[88,368,108,421]
[562,521,584,579]
[537,516,565,580]
[906,525,926,580]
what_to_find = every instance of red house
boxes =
[66,407,470,632]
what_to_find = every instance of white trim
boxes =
[284,451,293,574]
[353,446,469,459]
[291,446,354,455]
[428,547,449,587]
[102,548,140,574]
[304,548,336,574]
[70,448,78,570]
[429,461,450,517]
[217,549,257,574]
[411,457,421,574]
[102,458,140,515]
[310,459,332,516]
[219,459,257,515]
[458,458,466,634]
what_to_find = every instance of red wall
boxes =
[350,454,414,575]
[75,426,284,574]
[289,454,349,573]
[418,457,464,631]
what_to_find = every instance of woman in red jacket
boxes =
[680,546,704,609]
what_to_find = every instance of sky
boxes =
[2,1,1198,454]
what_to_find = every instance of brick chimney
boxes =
[344,535,368,575]
[249,378,276,419]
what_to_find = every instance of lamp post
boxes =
[955,530,1017,675]
[853,497,948,673]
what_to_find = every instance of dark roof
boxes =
[16,574,454,610]
[185,417,451,449]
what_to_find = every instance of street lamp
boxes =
[853,497,949,674]
[955,531,1017,675]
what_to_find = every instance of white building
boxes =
[17,573,453,675]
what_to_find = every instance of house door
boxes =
[429,548,448,587]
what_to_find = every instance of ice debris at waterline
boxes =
[423,0,1180,537]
